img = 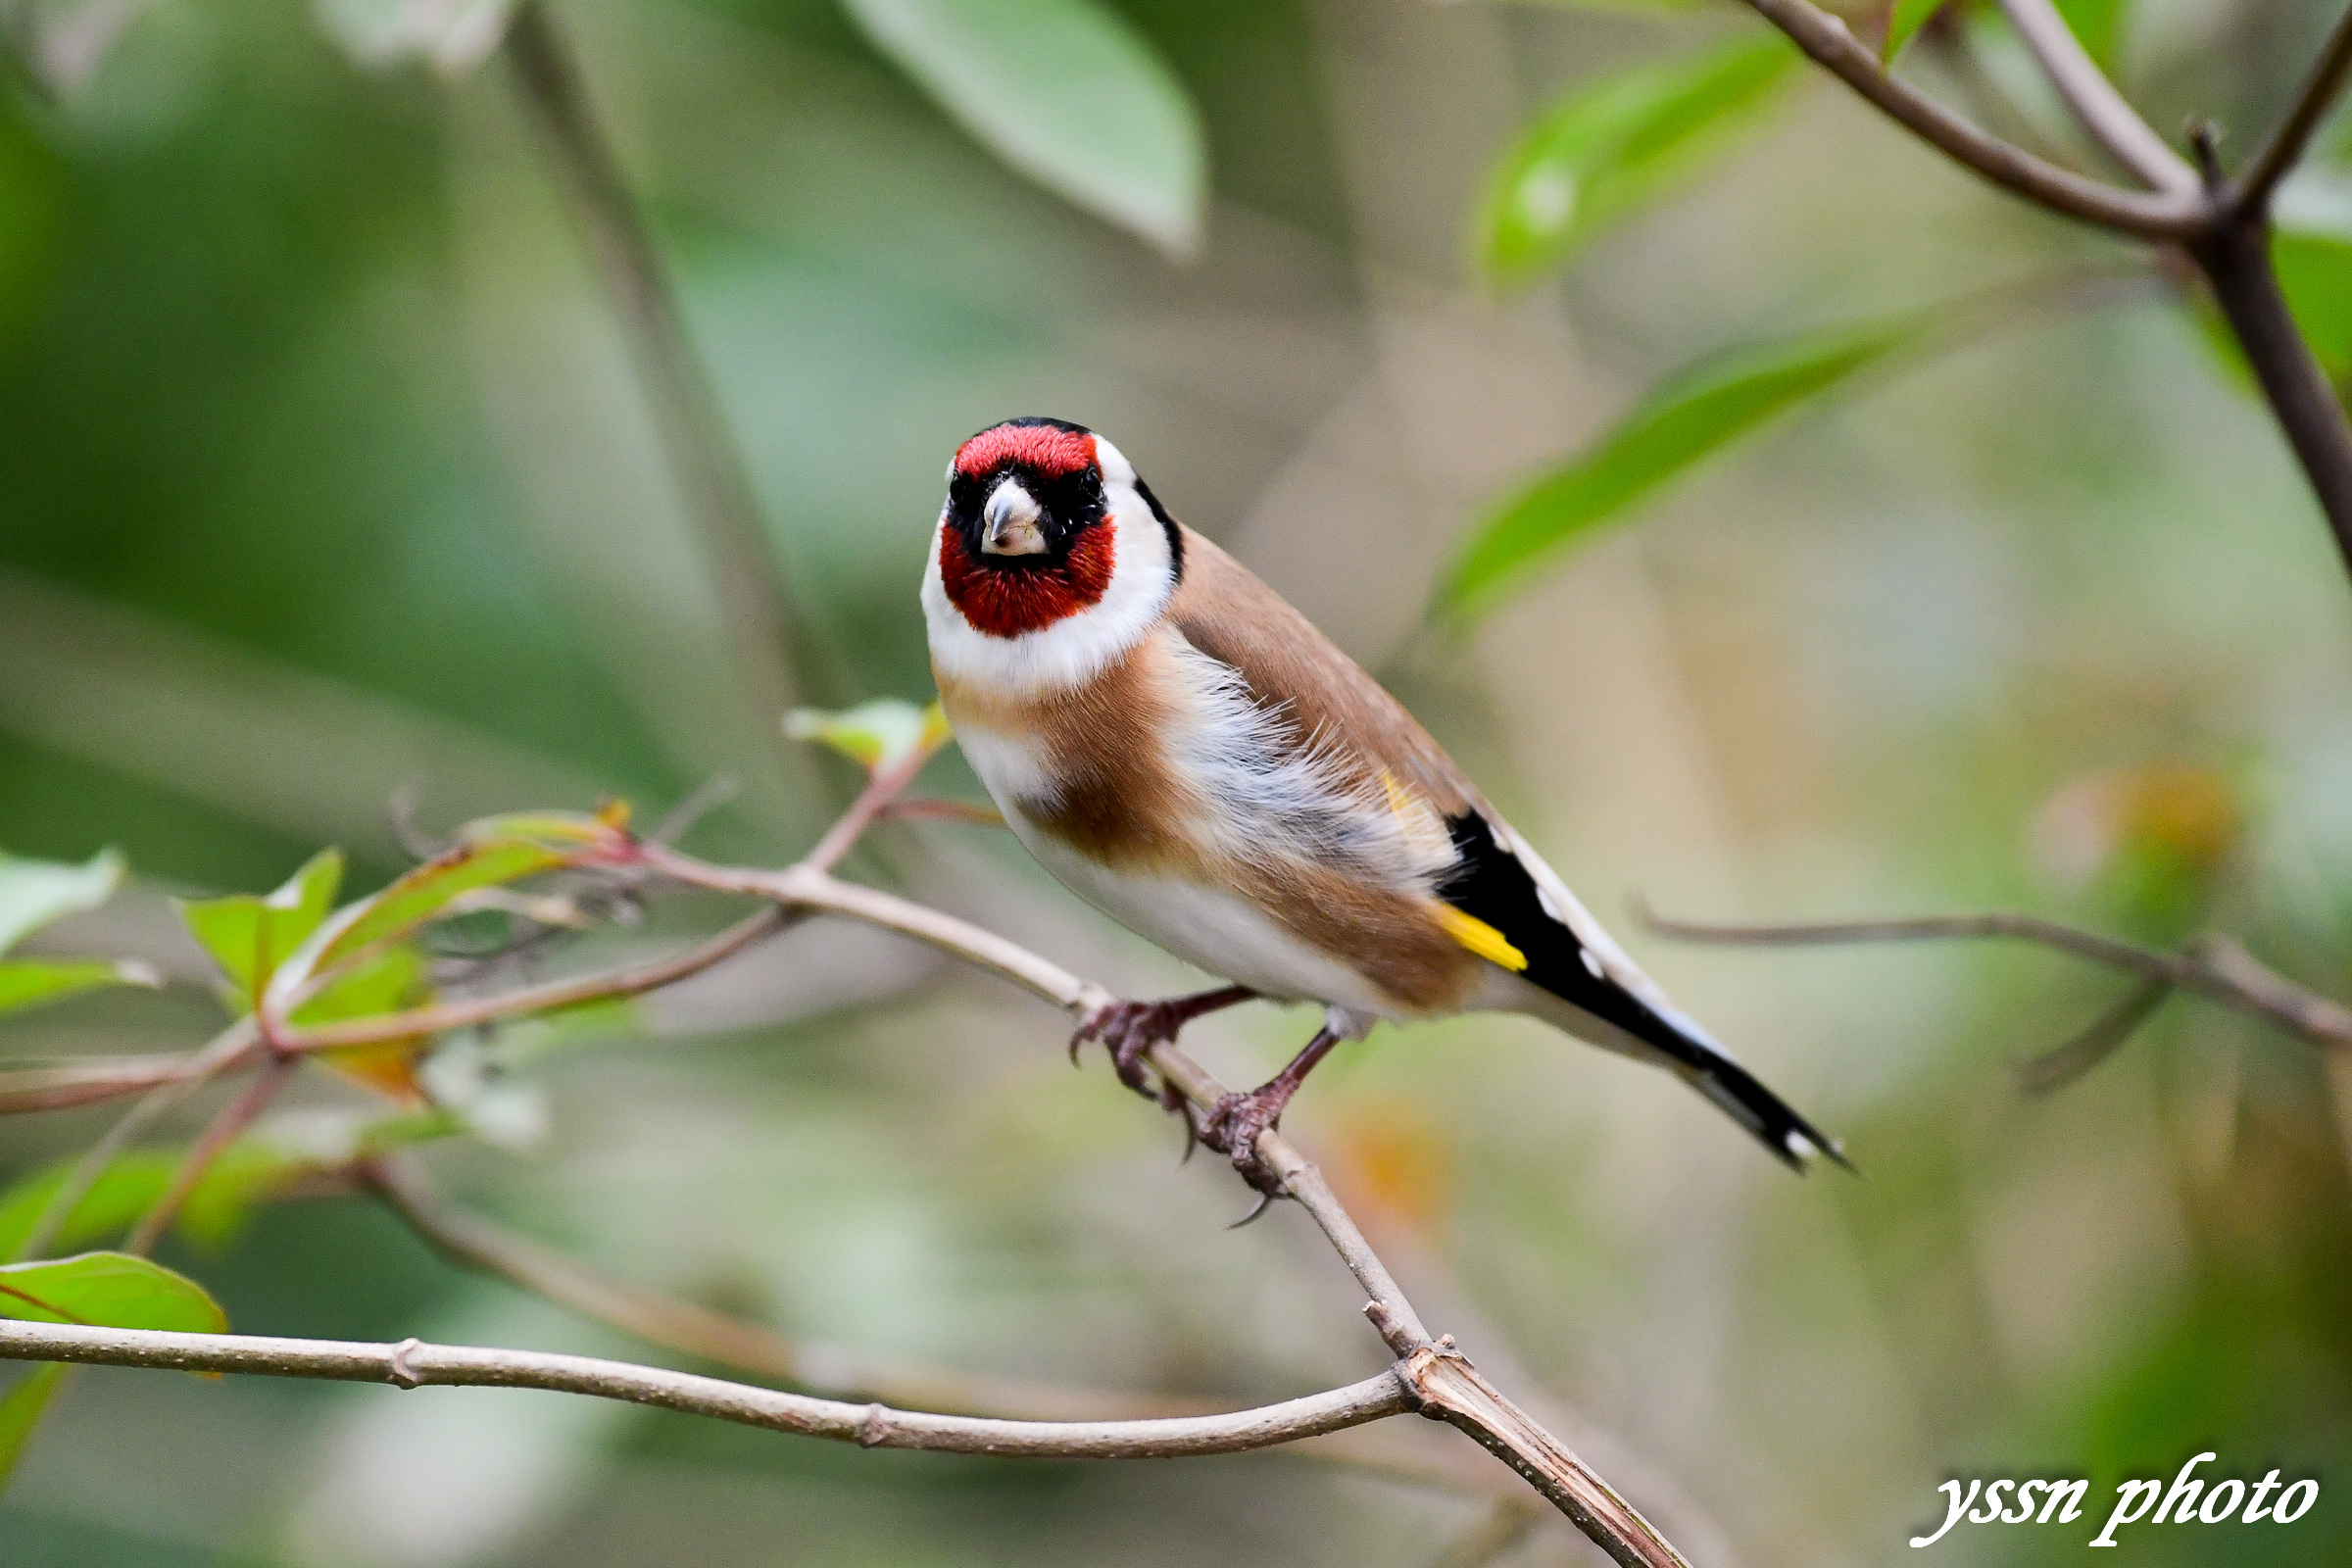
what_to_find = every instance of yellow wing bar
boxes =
[1435,905,1527,972]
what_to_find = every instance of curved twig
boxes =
[1738,0,2206,237]
[1993,0,2198,191]
[0,1319,1413,1459]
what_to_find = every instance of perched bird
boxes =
[923,416,1843,1191]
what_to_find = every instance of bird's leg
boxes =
[1071,985,1256,1098]
[1199,1025,1342,1193]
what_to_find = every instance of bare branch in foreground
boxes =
[1736,0,2205,237]
[2230,1,2352,216]
[1993,0,2198,191]
[0,1319,1413,1459]
[1639,903,2352,1049]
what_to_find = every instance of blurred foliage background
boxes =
[3,0,2352,1563]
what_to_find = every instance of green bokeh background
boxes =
[3,0,2351,1563]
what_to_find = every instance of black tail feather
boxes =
[1440,809,1850,1173]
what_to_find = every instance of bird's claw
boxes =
[1071,999,1188,1098]
[1199,1089,1289,1196]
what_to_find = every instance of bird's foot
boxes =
[1070,999,1191,1099]
[1198,1084,1298,1196]
[1069,986,1255,1100]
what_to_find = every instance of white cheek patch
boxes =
[922,482,1175,697]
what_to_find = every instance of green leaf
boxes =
[294,944,434,1102]
[841,0,1207,258]
[1885,0,1955,62]
[1437,318,1920,621]
[0,1252,227,1335]
[0,1144,309,1260]
[0,959,160,1016]
[1477,34,1797,285]
[177,849,344,1008]
[785,699,952,773]
[0,848,124,956]
[2051,0,2127,71]
[0,1364,66,1492]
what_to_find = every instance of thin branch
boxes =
[2189,214,2352,574]
[2017,977,2172,1093]
[502,0,830,733]
[2230,1,2352,216]
[279,906,795,1054]
[11,1020,259,1261]
[0,1319,1414,1460]
[1993,0,2198,191]
[122,1054,297,1256]
[1638,903,2352,1048]
[1737,0,2206,237]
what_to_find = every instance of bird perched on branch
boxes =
[923,416,1844,1195]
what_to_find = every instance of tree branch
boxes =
[2188,213,2352,575]
[1993,0,2198,191]
[1638,904,2352,1048]
[1736,0,2206,237]
[0,1319,1415,1459]
[2230,1,2352,216]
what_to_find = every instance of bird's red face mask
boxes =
[938,420,1117,638]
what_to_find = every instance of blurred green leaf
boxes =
[0,1143,314,1260]
[1438,318,1920,620]
[1884,0,1955,62]
[0,1364,65,1493]
[177,849,343,1008]
[0,1251,227,1335]
[0,958,159,1016]
[0,848,124,956]
[786,699,951,773]
[841,0,1207,258]
[2052,0,2127,70]
[1476,34,1796,286]
[295,944,433,1102]
[2274,230,2352,389]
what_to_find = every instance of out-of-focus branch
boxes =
[1735,0,2205,237]
[1640,903,2352,1048]
[1993,0,2197,190]
[2230,1,2352,216]
[120,1054,297,1256]
[501,0,829,734]
[0,1319,1416,1459]
[279,907,794,1054]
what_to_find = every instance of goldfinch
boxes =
[923,417,1843,1186]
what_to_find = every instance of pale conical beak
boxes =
[982,479,1050,556]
